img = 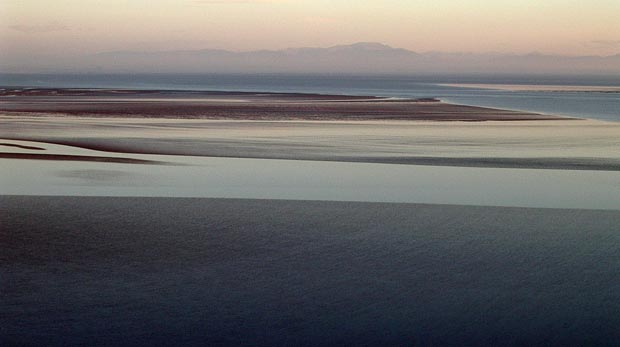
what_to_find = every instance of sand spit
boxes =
[0,152,164,164]
[0,88,563,121]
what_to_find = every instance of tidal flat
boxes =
[1,89,620,345]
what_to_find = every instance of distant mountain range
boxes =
[6,42,620,74]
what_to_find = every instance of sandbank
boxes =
[0,88,564,121]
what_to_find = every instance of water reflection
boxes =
[2,155,619,210]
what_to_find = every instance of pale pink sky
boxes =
[1,0,619,57]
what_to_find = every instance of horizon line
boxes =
[90,42,620,58]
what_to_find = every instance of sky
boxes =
[2,0,620,58]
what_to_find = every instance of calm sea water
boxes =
[3,196,620,346]
[1,73,619,121]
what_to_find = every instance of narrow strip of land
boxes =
[0,152,164,164]
[0,88,565,121]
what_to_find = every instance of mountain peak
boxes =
[329,42,395,51]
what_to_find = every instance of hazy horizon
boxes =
[1,0,620,74]
[2,41,619,75]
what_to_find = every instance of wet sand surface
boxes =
[2,115,619,171]
[0,88,561,121]
[7,89,610,171]
[3,139,620,209]
[2,196,620,346]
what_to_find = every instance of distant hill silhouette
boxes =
[5,42,620,74]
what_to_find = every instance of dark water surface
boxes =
[1,73,619,121]
[2,196,620,346]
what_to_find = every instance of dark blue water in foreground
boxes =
[3,196,620,346]
[1,73,619,121]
